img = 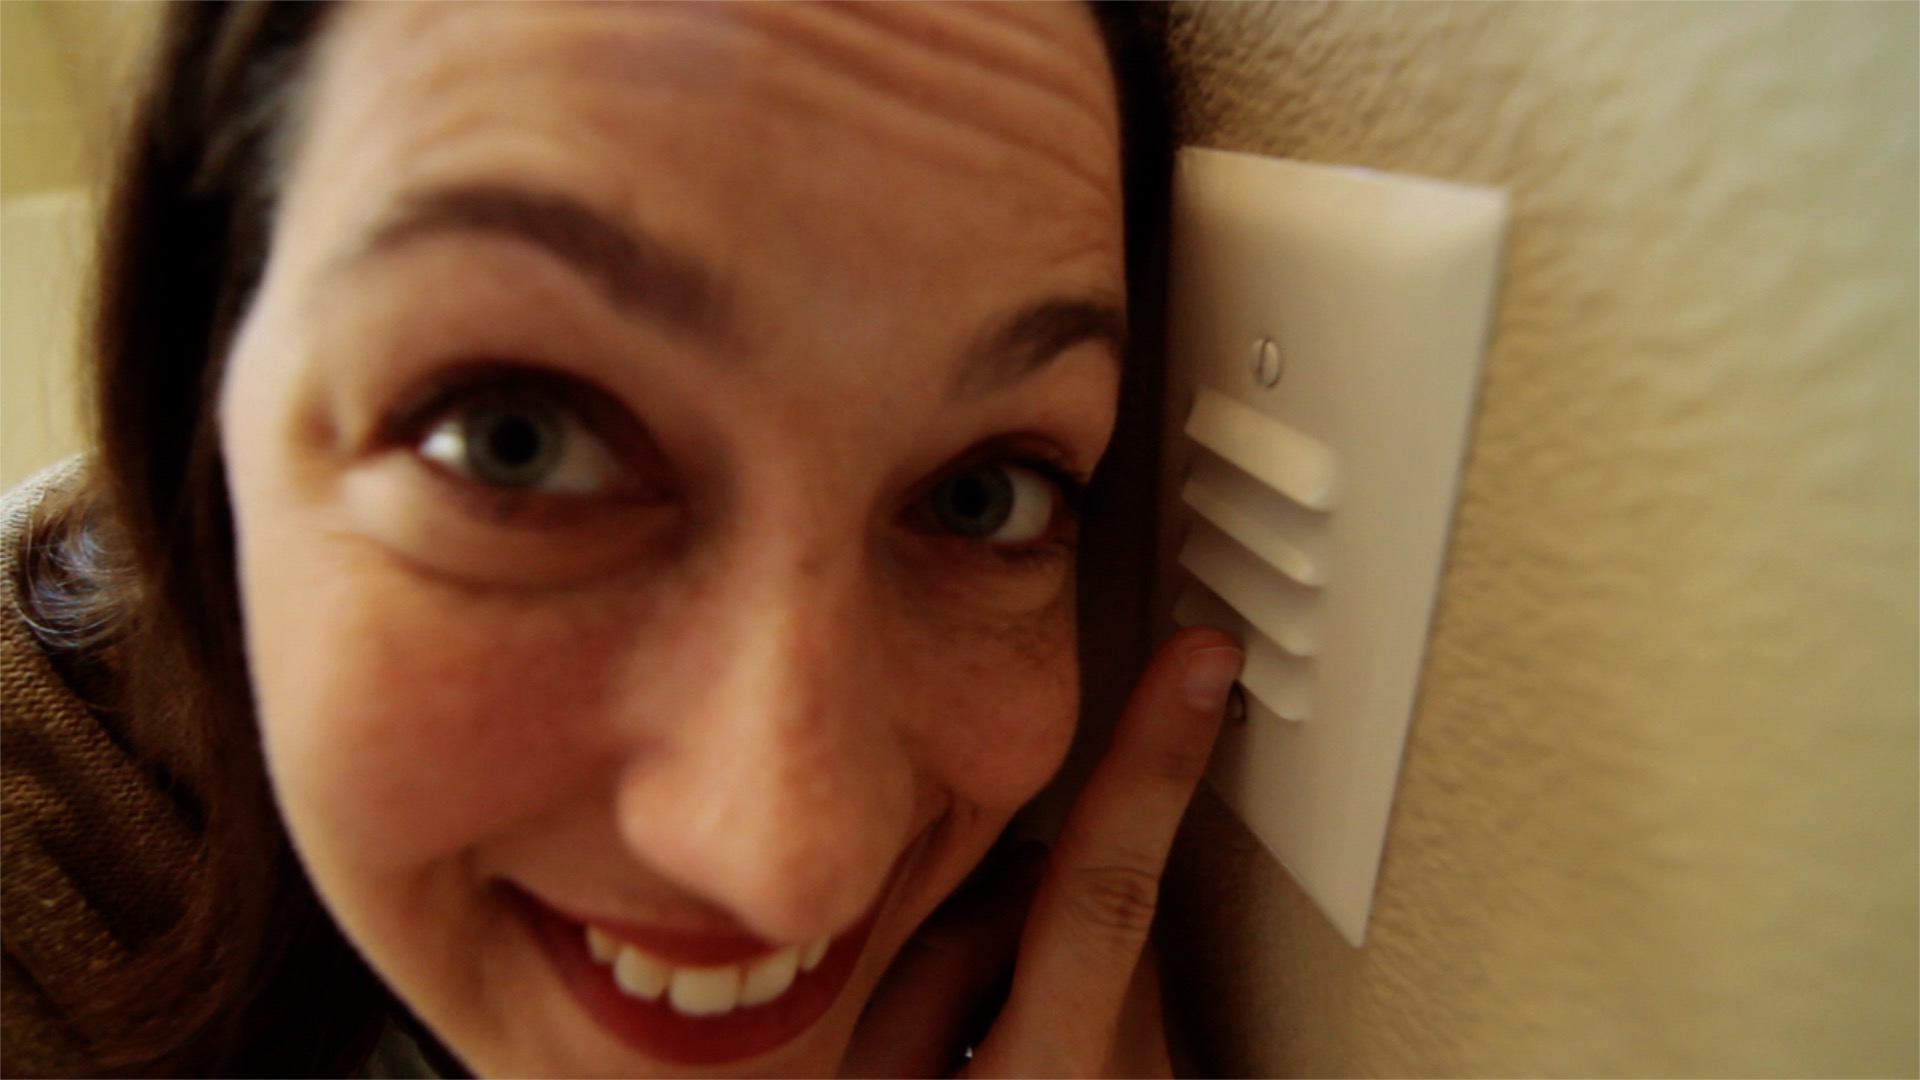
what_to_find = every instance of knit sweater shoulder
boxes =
[1,460,454,1078]
[1,458,220,1075]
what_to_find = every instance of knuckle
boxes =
[1067,863,1161,943]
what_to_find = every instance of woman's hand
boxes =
[844,626,1243,1077]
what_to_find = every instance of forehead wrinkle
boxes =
[784,3,1118,136]
[324,4,1121,220]
[298,2,1125,382]
[729,4,1122,200]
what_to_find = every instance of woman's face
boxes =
[218,2,1123,1075]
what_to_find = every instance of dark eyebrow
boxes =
[951,296,1127,399]
[352,183,728,338]
[352,182,1120,385]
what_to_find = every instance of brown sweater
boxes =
[1,459,214,1075]
[2,461,450,1078]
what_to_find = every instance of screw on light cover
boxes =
[1252,338,1284,389]
[1226,683,1248,724]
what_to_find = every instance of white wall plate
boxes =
[1162,149,1508,946]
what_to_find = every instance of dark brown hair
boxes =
[22,4,390,1074]
[17,1,1170,1074]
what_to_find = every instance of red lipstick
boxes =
[514,889,873,1066]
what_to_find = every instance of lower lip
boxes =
[517,891,874,1067]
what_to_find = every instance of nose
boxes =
[610,542,919,944]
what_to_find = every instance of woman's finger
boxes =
[967,627,1240,1076]
[841,843,1048,1078]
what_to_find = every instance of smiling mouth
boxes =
[583,921,834,1015]
[513,888,877,1066]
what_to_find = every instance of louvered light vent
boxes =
[1161,149,1508,946]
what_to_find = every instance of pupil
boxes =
[485,416,542,467]
[469,408,556,486]
[934,467,1013,537]
[951,475,989,517]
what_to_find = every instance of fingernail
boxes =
[1183,645,1244,713]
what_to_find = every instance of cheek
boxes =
[245,545,655,876]
[241,506,1083,889]
[898,597,1081,815]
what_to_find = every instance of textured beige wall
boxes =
[0,1,156,486]
[0,0,154,199]
[1154,3,1918,1077]
[1,2,87,198]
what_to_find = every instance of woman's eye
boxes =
[927,464,1057,544]
[417,399,622,495]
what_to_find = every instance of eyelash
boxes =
[376,365,647,522]
[383,364,1090,559]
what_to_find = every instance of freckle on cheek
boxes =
[304,588,636,847]
[922,608,1079,807]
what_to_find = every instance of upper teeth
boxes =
[584,925,832,1016]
